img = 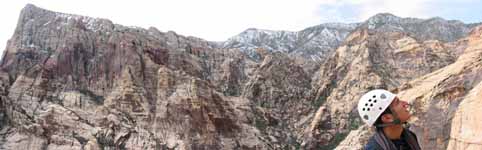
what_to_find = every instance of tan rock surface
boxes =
[336,25,482,150]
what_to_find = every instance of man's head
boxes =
[375,97,411,127]
[357,89,412,127]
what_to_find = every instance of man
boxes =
[357,89,421,150]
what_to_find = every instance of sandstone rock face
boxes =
[1,4,481,150]
[222,24,358,81]
[0,4,268,149]
[336,25,482,150]
[445,27,482,150]
[447,80,482,150]
[396,26,482,150]
[241,52,313,149]
[301,15,470,149]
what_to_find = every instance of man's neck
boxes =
[383,124,404,140]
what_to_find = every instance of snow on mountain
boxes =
[223,23,359,61]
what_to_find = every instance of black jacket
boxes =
[364,128,420,150]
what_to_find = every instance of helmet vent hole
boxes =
[368,99,372,102]
[381,94,387,99]
[367,108,370,111]
[362,108,366,111]
[372,95,376,98]
[374,100,377,103]
[379,107,382,110]
[365,103,368,106]
[363,115,369,120]
[370,104,373,107]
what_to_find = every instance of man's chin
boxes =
[404,115,412,122]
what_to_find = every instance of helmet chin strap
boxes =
[374,121,410,128]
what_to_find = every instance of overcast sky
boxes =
[1,0,482,55]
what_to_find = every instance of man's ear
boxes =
[381,114,393,123]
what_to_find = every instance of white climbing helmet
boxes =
[357,89,396,126]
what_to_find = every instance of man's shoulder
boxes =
[365,135,382,150]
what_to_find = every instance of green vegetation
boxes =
[312,96,326,108]
[349,117,361,130]
[254,116,267,131]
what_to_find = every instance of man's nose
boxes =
[401,100,410,108]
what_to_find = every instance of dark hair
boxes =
[374,107,392,129]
